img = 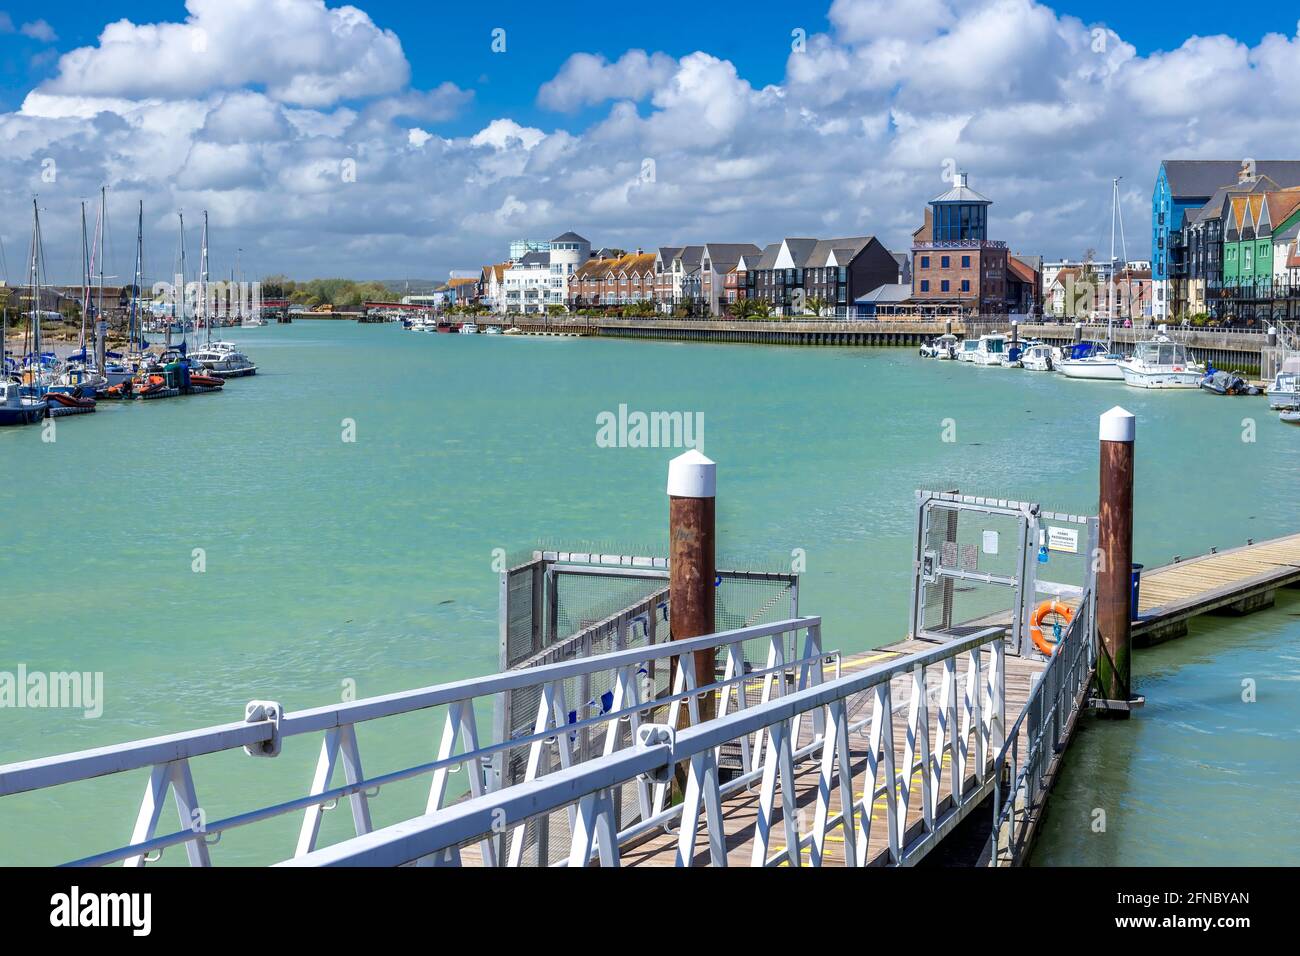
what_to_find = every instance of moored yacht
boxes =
[970,333,1008,366]
[1266,356,1300,410]
[957,339,980,362]
[1019,343,1062,372]
[190,341,256,378]
[920,333,959,359]
[0,380,44,426]
[459,322,479,334]
[1118,332,1203,389]
[1055,341,1124,380]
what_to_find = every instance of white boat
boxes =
[1019,343,1061,372]
[241,315,267,328]
[1056,341,1125,380]
[503,327,524,335]
[459,322,479,335]
[47,363,108,396]
[1118,333,1203,389]
[956,339,980,362]
[1266,357,1300,410]
[190,341,256,377]
[1281,409,1300,425]
[920,333,958,359]
[970,333,1008,366]
[484,326,502,335]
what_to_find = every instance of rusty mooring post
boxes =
[1096,406,1135,716]
[668,450,716,724]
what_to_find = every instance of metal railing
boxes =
[284,626,1008,867]
[988,590,1096,865]
[0,617,825,868]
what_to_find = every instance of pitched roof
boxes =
[1163,160,1300,198]
[674,245,704,269]
[550,231,588,244]
[1007,257,1039,284]
[1191,177,1279,225]
[701,243,762,270]
[655,246,682,267]
[854,283,912,304]
[754,242,781,270]
[447,277,477,288]
[517,251,551,268]
[1265,189,1300,230]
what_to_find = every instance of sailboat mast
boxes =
[201,210,210,345]
[30,199,40,368]
[97,186,105,342]
[132,200,143,351]
[80,202,90,352]
[178,211,187,349]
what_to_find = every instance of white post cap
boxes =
[1268,326,1277,335]
[1099,405,1135,443]
[666,449,716,498]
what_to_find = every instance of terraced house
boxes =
[567,251,656,309]
[700,243,761,316]
[745,236,898,317]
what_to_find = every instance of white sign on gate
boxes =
[1046,526,1079,554]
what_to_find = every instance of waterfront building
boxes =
[568,250,655,309]
[652,247,681,313]
[722,250,762,311]
[910,173,1009,316]
[746,236,897,317]
[478,262,511,312]
[700,243,761,316]
[1007,255,1043,316]
[508,239,551,262]
[1152,159,1300,319]
[501,231,590,313]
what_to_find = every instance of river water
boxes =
[1,321,1296,865]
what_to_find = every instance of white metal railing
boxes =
[988,590,1096,865]
[283,626,1008,867]
[0,617,825,868]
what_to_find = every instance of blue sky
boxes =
[2,0,1298,280]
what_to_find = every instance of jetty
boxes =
[0,410,1293,869]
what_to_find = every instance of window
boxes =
[941,256,950,268]
[941,280,950,292]
[961,279,970,292]
[961,255,970,268]
[920,256,930,269]
[920,280,930,292]
[838,267,846,281]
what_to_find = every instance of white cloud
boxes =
[4,0,1300,282]
[20,19,57,42]
[538,50,678,111]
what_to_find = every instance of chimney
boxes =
[1238,160,1254,184]
[956,171,968,189]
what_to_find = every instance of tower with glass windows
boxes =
[929,172,990,242]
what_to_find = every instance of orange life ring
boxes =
[1030,600,1073,655]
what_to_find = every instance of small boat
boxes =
[1118,332,1204,389]
[435,321,461,334]
[1281,409,1300,425]
[0,380,44,426]
[1265,357,1300,410]
[970,333,1008,366]
[459,322,479,335]
[484,325,502,335]
[956,339,980,362]
[1019,343,1062,372]
[47,362,108,397]
[503,326,524,335]
[43,390,96,417]
[1056,341,1124,380]
[920,333,958,359]
[190,342,256,377]
[1200,369,1261,396]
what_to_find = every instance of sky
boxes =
[1,0,1298,284]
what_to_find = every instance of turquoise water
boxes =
[1,321,1297,865]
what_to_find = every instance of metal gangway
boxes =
[0,502,1098,868]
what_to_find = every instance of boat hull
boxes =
[1120,366,1202,389]
[0,405,43,426]
[1056,360,1124,380]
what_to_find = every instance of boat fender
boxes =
[1030,600,1073,656]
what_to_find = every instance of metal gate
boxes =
[910,491,1097,657]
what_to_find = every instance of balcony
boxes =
[913,239,1006,251]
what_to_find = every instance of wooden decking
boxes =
[616,640,1048,867]
[1134,531,1300,644]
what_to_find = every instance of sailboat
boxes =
[188,212,253,378]
[0,306,43,425]
[1056,178,1129,381]
[50,193,110,395]
[20,200,94,415]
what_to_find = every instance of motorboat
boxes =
[1056,341,1124,380]
[47,362,108,397]
[504,327,524,335]
[1200,369,1261,396]
[435,321,460,334]
[957,339,980,362]
[1118,332,1204,389]
[43,390,97,416]
[0,380,44,426]
[1281,409,1300,425]
[190,342,256,378]
[970,333,1008,366]
[459,322,479,335]
[483,326,503,335]
[1266,357,1300,410]
[1019,343,1062,372]
[920,333,959,359]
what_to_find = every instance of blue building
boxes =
[1152,160,1300,319]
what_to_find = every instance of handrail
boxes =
[285,626,1008,868]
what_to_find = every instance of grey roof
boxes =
[702,243,761,273]
[1014,254,1043,273]
[1275,219,1300,243]
[591,247,623,259]
[755,242,781,270]
[550,231,588,244]
[854,283,912,304]
[930,180,991,205]
[1163,161,1300,199]
[807,236,874,267]
[782,239,818,267]
[1191,177,1278,225]
[675,245,704,268]
[655,246,682,268]
[517,251,551,267]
